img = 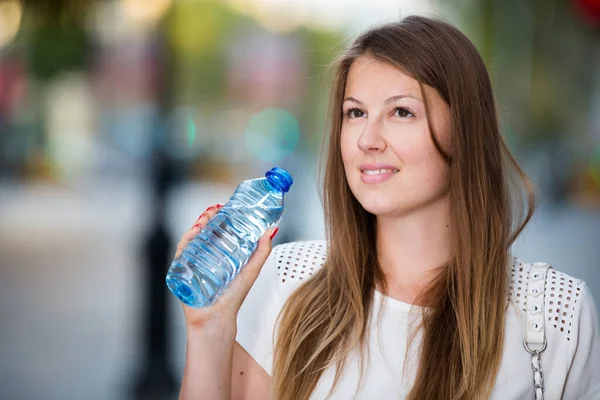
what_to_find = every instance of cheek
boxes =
[391,129,449,184]
[418,145,450,190]
[387,126,430,163]
[340,129,356,167]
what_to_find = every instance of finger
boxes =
[189,203,225,230]
[175,203,225,258]
[244,227,278,278]
[223,227,278,309]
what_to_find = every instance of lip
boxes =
[359,163,399,184]
[359,163,399,171]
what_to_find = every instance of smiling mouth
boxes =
[361,168,399,175]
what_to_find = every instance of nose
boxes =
[357,120,387,152]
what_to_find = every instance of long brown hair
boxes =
[272,16,535,400]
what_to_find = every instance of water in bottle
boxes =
[166,167,293,308]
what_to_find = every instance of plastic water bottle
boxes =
[166,167,293,308]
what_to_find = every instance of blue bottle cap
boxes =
[265,167,293,193]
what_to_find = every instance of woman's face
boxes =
[341,55,451,217]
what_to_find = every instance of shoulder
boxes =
[502,258,600,398]
[509,257,591,342]
[270,240,328,287]
[236,240,327,376]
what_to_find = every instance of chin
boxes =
[354,192,399,216]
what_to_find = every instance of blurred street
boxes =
[0,181,148,400]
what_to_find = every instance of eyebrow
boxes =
[343,94,423,106]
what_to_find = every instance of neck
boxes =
[376,196,452,305]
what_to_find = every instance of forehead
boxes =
[344,56,421,98]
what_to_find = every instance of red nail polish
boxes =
[216,203,225,209]
[193,223,202,230]
[270,227,279,240]
[205,206,215,212]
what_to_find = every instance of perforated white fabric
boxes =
[509,258,584,342]
[275,240,327,283]
[236,240,600,399]
[276,242,586,342]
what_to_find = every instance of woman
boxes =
[177,16,600,400]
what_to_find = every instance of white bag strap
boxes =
[523,262,551,400]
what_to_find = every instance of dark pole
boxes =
[132,28,178,400]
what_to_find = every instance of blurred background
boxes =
[0,0,599,399]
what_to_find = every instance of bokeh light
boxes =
[121,0,172,28]
[164,107,202,159]
[0,0,22,49]
[168,0,222,57]
[245,108,300,162]
[187,116,196,147]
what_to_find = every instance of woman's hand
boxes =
[175,203,278,333]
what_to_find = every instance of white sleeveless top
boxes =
[235,240,600,399]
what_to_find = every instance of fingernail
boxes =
[193,223,202,230]
[270,227,279,240]
[205,206,215,212]
[197,213,206,220]
[216,203,225,209]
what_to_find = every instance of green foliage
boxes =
[29,22,89,81]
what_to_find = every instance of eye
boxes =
[345,108,365,119]
[394,107,414,118]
